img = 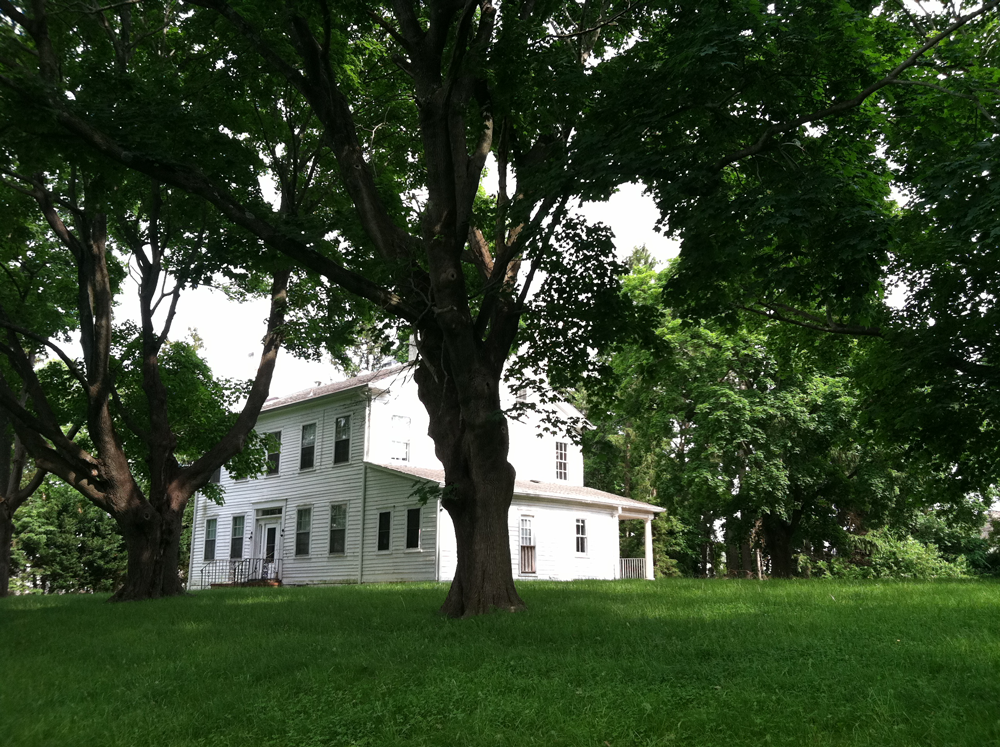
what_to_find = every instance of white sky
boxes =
[119,182,677,398]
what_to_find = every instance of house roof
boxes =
[369,462,665,516]
[262,363,414,412]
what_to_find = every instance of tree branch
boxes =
[716,1,1000,169]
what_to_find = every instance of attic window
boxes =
[391,415,410,462]
[555,442,568,481]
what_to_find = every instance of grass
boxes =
[3,579,1000,747]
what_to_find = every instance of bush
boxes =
[811,529,972,580]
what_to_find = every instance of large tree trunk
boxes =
[415,357,526,618]
[761,516,796,579]
[0,501,13,597]
[110,497,187,601]
[440,466,525,617]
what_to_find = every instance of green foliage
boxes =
[583,260,977,577]
[811,529,973,581]
[10,479,126,594]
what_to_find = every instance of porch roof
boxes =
[369,462,665,518]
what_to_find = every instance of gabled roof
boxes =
[369,462,664,516]
[262,363,414,412]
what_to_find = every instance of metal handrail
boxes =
[198,558,282,588]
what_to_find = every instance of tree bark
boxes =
[760,515,796,579]
[108,489,187,601]
[0,181,290,600]
[414,354,525,618]
[440,470,525,617]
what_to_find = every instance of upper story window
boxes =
[266,431,282,475]
[391,415,410,462]
[300,423,317,470]
[556,441,568,481]
[334,415,351,464]
[209,466,221,484]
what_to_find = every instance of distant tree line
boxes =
[581,254,1000,581]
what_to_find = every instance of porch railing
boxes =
[619,558,646,579]
[199,558,282,588]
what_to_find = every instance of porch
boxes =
[618,510,656,580]
[198,558,283,588]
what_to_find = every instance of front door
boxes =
[255,520,281,579]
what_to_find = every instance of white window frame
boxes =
[391,415,411,462]
[376,510,392,553]
[300,422,317,470]
[295,506,312,557]
[329,502,348,555]
[519,515,536,575]
[405,507,422,551]
[230,515,245,559]
[204,517,217,561]
[333,415,352,465]
[575,518,587,555]
[555,441,568,481]
[266,431,282,475]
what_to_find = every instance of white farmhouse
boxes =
[187,364,663,590]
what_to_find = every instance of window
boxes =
[334,416,351,464]
[556,441,568,481]
[576,518,587,554]
[377,511,391,552]
[406,508,421,549]
[257,507,282,518]
[230,516,245,559]
[515,386,528,403]
[300,423,316,470]
[295,507,312,556]
[204,518,217,561]
[329,503,347,555]
[519,516,535,574]
[209,466,221,484]
[266,431,282,475]
[391,415,410,462]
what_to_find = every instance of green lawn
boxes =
[3,579,999,746]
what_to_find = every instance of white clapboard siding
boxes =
[434,497,623,583]
[188,366,661,591]
[189,393,369,589]
[359,466,438,582]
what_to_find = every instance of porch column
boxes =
[644,517,654,580]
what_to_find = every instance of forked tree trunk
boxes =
[108,489,188,601]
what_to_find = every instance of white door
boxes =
[255,520,282,579]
